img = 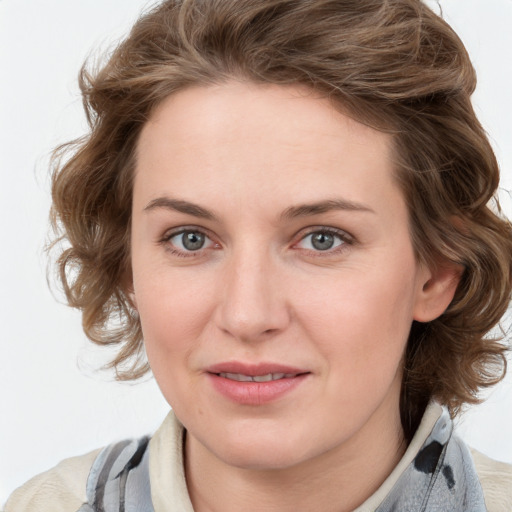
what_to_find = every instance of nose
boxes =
[214,248,291,342]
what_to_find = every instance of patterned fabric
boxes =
[78,408,486,511]
[77,436,153,512]
[375,408,487,511]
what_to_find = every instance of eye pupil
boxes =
[182,231,205,251]
[311,232,334,251]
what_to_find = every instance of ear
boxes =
[413,260,463,323]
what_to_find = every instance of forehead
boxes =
[134,81,401,218]
[138,81,391,156]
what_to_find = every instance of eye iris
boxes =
[182,231,205,251]
[311,232,335,251]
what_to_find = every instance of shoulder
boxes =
[471,448,512,512]
[3,448,101,512]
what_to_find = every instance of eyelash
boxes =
[160,227,218,258]
[159,226,353,258]
[293,227,353,257]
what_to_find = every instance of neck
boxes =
[184,400,406,512]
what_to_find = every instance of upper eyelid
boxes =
[159,225,354,248]
[291,227,355,256]
[295,226,353,242]
[160,228,218,257]
[159,227,217,254]
[161,225,215,241]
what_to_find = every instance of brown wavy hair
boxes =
[50,0,512,439]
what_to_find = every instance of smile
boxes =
[206,364,310,405]
[217,372,297,382]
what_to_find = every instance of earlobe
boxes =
[413,262,463,323]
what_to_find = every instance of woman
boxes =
[6,0,512,510]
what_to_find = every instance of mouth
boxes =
[216,372,301,382]
[205,362,310,405]
[206,361,309,377]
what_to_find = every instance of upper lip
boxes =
[205,361,309,376]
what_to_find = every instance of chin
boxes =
[205,422,324,471]
[218,443,307,471]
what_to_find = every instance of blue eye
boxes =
[297,231,345,251]
[167,230,214,252]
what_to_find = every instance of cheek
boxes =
[133,267,216,369]
[293,263,418,386]
[133,270,219,412]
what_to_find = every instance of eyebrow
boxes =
[143,197,374,221]
[144,197,218,221]
[280,199,375,220]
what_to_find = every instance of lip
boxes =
[206,361,308,376]
[205,361,310,405]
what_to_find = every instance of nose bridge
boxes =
[216,242,289,341]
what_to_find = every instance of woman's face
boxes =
[131,82,437,470]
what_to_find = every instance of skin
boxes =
[130,82,459,512]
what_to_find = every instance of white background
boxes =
[1,0,511,505]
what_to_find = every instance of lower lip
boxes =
[207,373,309,405]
